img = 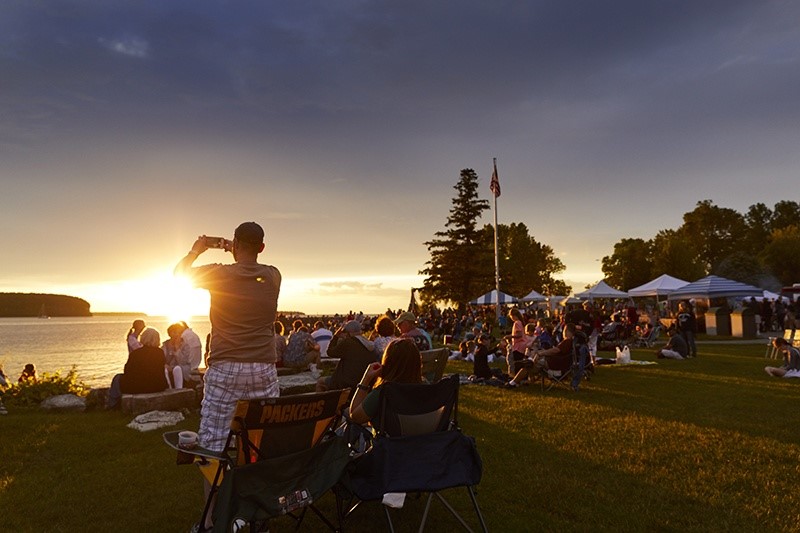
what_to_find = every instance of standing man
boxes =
[676,301,698,358]
[175,222,281,531]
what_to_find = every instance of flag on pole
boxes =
[490,159,501,197]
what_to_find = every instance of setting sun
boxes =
[79,270,210,319]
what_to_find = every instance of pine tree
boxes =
[419,169,490,309]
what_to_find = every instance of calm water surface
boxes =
[0,315,211,388]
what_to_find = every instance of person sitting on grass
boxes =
[468,334,493,382]
[18,363,37,383]
[450,340,475,361]
[0,365,8,415]
[349,339,422,425]
[655,327,689,360]
[765,338,800,378]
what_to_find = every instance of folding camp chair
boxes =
[343,374,488,532]
[766,329,797,359]
[163,388,351,533]
[634,325,661,348]
[540,352,573,391]
[420,347,450,383]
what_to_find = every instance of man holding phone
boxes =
[175,221,281,531]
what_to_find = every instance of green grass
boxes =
[2,343,799,532]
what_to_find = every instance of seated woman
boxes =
[274,321,287,367]
[349,339,422,425]
[765,338,800,378]
[370,314,399,358]
[162,322,203,389]
[106,327,169,409]
[450,340,475,361]
[126,319,146,353]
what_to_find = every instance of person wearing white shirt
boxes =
[311,321,334,358]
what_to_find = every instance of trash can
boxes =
[705,307,731,336]
[731,307,757,338]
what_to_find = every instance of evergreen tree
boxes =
[420,169,490,309]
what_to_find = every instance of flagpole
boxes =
[492,157,500,321]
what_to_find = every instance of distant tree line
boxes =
[0,293,92,317]
[419,168,569,311]
[601,200,800,290]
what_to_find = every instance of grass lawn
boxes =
[2,342,799,532]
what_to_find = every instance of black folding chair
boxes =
[343,374,488,532]
[540,352,573,391]
[164,388,352,532]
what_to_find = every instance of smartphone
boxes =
[204,236,226,249]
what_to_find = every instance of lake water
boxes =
[0,315,211,388]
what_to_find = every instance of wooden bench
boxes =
[121,388,197,414]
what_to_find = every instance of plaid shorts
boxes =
[199,360,279,452]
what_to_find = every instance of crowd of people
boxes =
[6,219,790,531]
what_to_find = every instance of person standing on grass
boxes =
[175,222,281,533]
[677,301,698,358]
[765,338,800,378]
[504,308,529,378]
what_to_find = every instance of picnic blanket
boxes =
[127,410,185,432]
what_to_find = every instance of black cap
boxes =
[234,222,264,245]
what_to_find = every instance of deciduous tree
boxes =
[476,222,568,297]
[601,238,654,290]
[761,225,800,285]
[680,200,747,273]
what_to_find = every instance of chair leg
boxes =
[383,504,396,533]
[466,486,489,533]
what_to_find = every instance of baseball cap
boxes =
[393,311,416,325]
[234,222,264,245]
[343,320,362,334]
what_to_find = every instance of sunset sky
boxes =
[2,2,799,317]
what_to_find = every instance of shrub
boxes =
[1,366,89,406]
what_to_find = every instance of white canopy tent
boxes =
[628,274,689,298]
[754,290,790,302]
[575,280,629,300]
[558,294,584,306]
[470,289,518,306]
[520,289,547,302]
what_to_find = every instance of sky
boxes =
[1,1,799,317]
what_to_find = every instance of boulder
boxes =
[279,371,319,395]
[85,387,109,410]
[121,388,196,414]
[40,394,86,412]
